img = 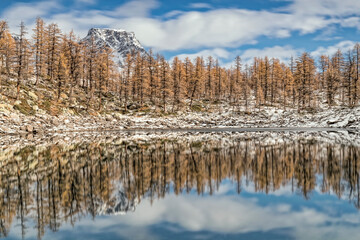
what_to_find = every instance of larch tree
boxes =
[253,57,264,109]
[189,56,204,108]
[14,21,31,98]
[123,53,133,111]
[63,31,82,105]
[0,21,15,88]
[171,56,184,112]
[353,43,360,106]
[32,17,46,85]
[55,52,68,101]
[147,49,158,105]
[233,56,242,107]
[159,55,170,112]
[269,58,282,106]
[45,23,61,82]
[215,59,222,101]
[294,52,316,110]
[344,49,355,106]
[280,63,294,109]
[184,57,193,101]
[205,56,214,100]
[242,63,251,111]
[96,47,110,110]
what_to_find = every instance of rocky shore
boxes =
[1,104,359,136]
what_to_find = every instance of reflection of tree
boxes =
[0,138,359,238]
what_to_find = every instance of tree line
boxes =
[1,18,360,113]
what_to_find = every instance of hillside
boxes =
[0,77,360,136]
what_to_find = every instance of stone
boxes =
[26,125,34,133]
[26,134,34,140]
[51,118,60,126]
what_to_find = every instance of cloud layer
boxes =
[1,0,359,64]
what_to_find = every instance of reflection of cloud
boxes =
[50,191,360,240]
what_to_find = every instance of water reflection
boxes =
[0,135,359,239]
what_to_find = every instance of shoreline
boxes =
[1,104,360,136]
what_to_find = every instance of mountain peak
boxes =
[83,28,146,67]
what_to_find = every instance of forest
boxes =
[1,18,360,114]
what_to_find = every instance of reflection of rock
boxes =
[97,190,138,216]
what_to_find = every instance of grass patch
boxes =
[13,99,35,115]
[191,141,202,148]
[191,104,203,112]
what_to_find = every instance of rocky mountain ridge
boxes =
[82,28,146,67]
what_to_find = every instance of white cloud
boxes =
[1,0,359,63]
[189,3,213,9]
[1,0,61,32]
[340,17,360,30]
[164,10,184,19]
[240,45,303,65]
[284,0,360,17]
[0,0,338,51]
[311,40,356,58]
[172,48,232,63]
[109,0,159,18]
[75,0,97,5]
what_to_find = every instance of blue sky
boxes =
[1,0,360,66]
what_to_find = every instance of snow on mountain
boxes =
[82,28,146,67]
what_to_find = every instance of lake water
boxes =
[1,131,360,240]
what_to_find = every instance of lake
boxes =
[0,130,360,240]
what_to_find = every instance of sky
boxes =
[0,0,360,67]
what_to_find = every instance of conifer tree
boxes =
[0,21,15,88]
[344,50,355,106]
[189,57,204,108]
[14,21,31,98]
[353,43,360,106]
[205,56,214,100]
[63,31,82,104]
[56,52,68,101]
[234,56,242,107]
[123,53,133,111]
[215,59,222,101]
[147,49,158,104]
[45,23,61,82]
[184,57,193,101]
[159,55,170,111]
[171,56,184,111]
[242,63,251,111]
[294,53,316,110]
[32,17,46,85]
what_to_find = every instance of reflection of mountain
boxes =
[0,135,359,239]
[97,190,138,216]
